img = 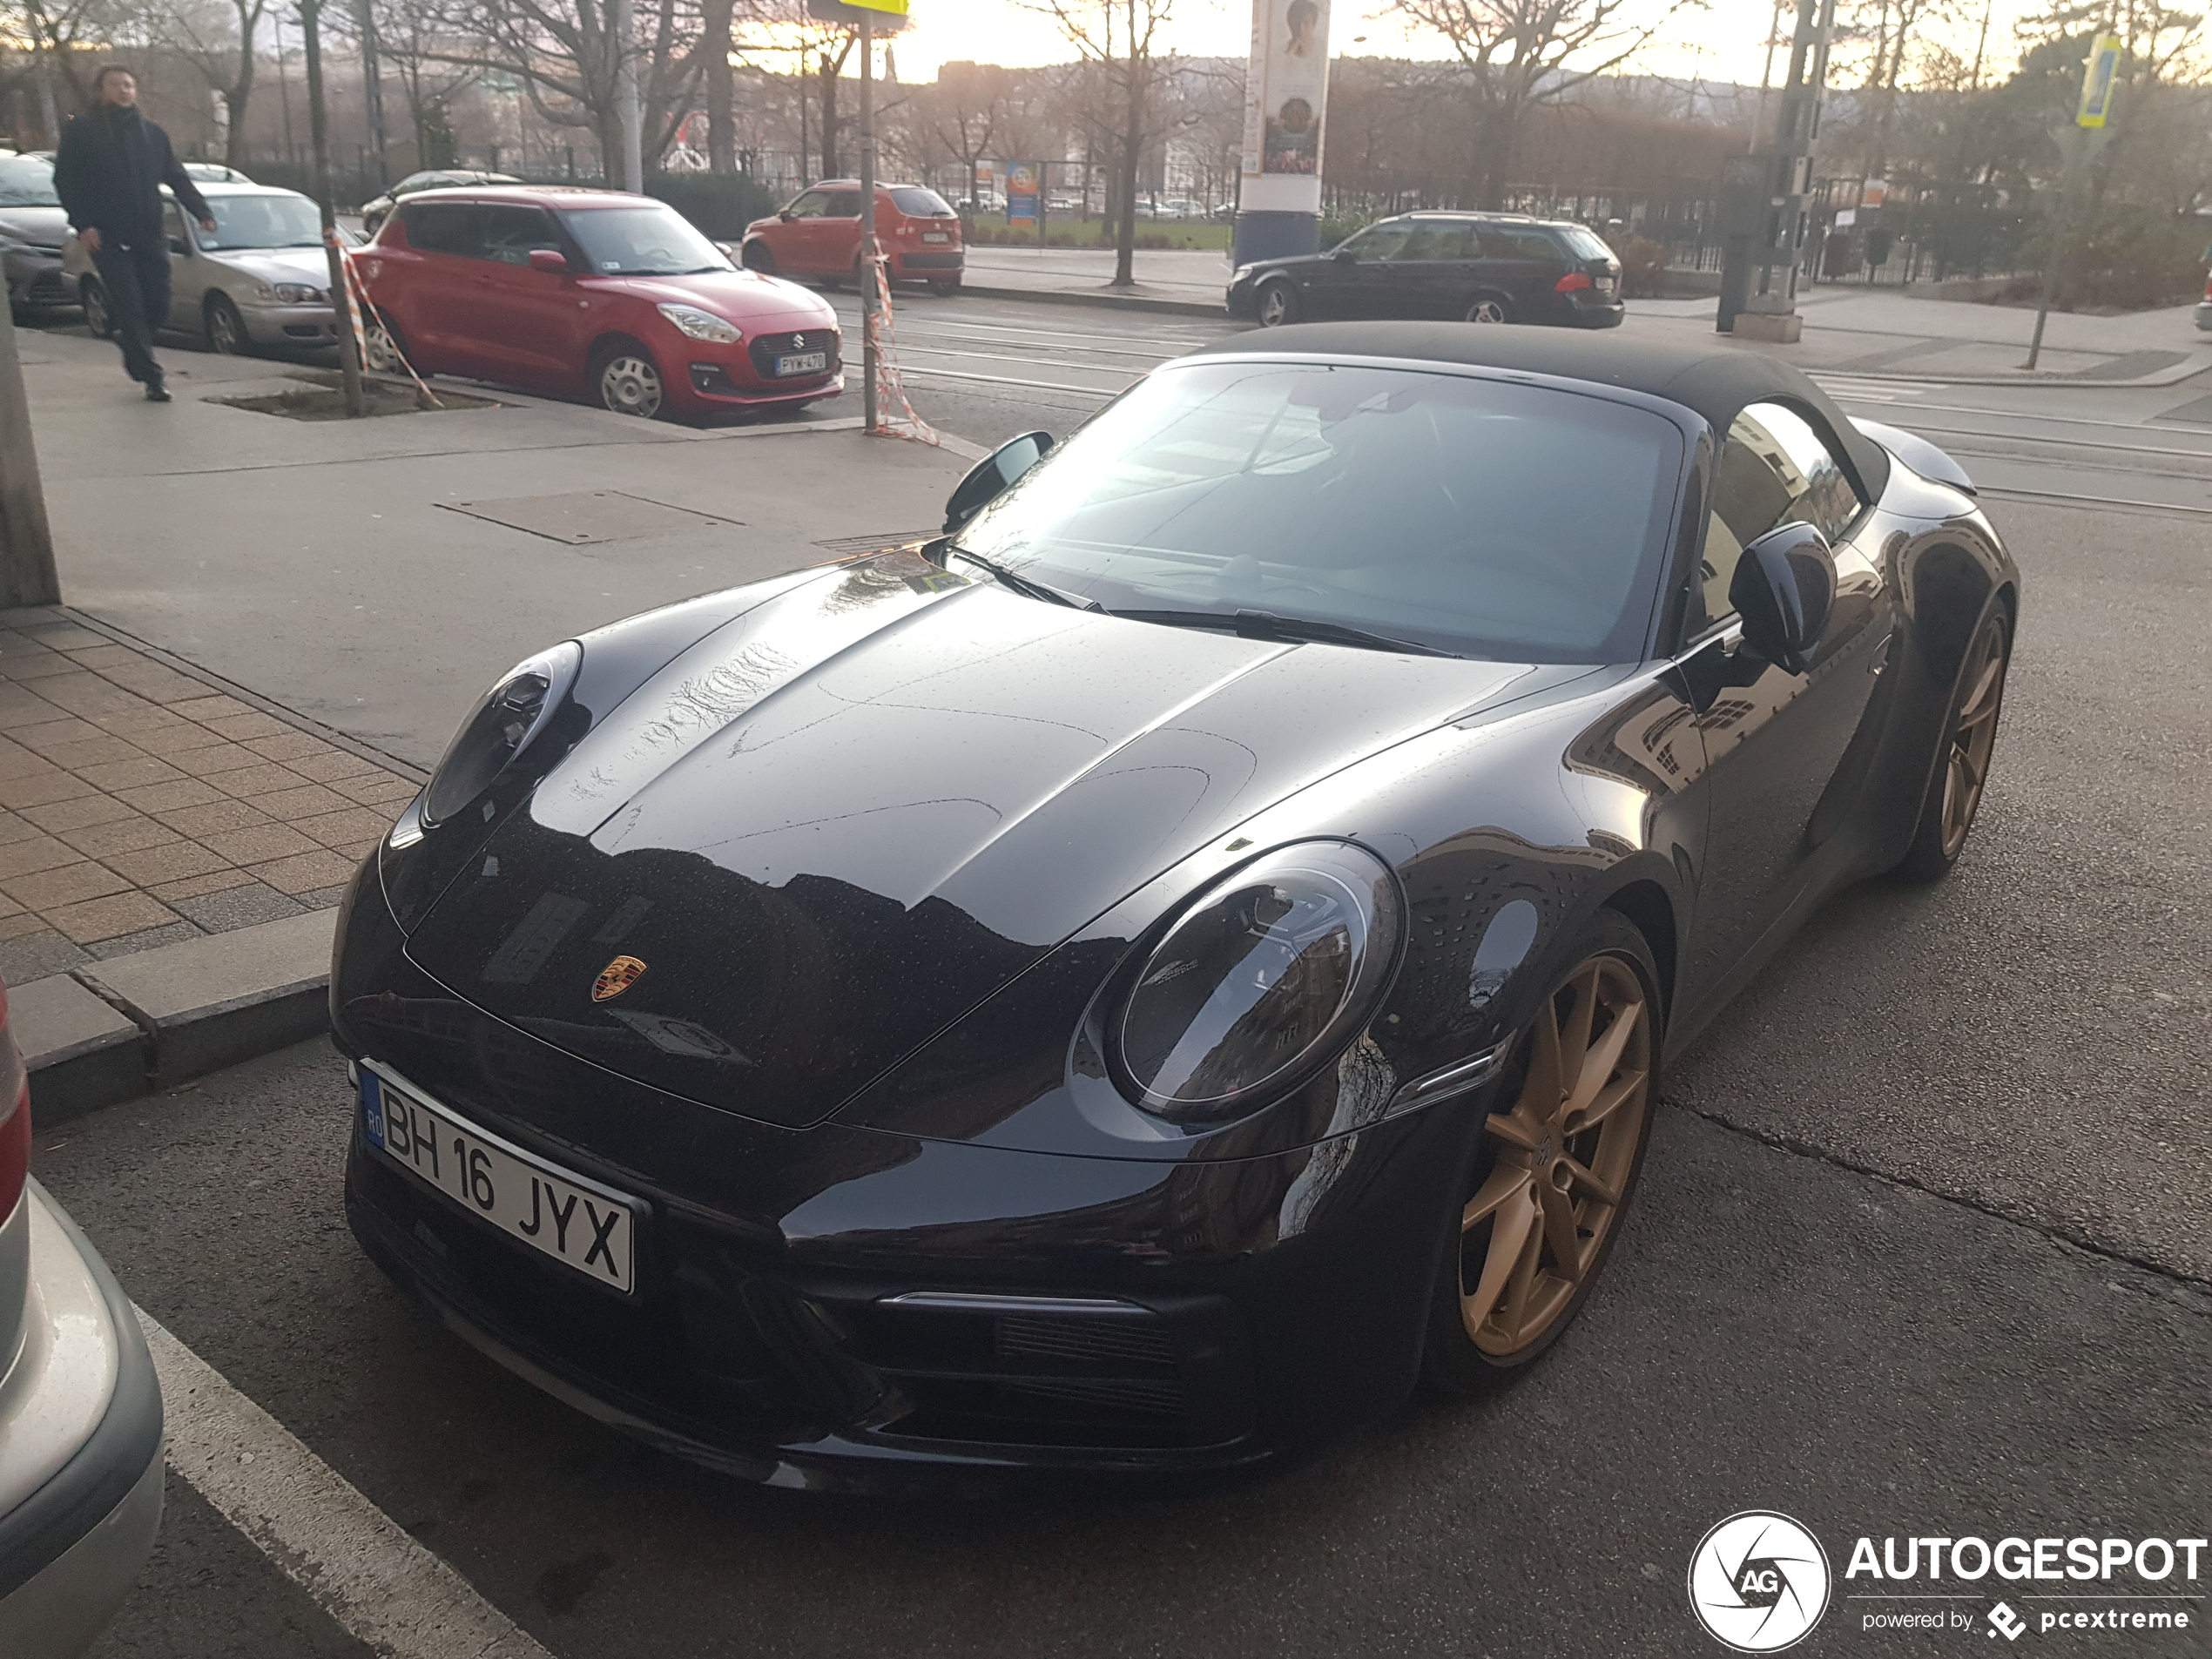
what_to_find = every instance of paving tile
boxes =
[246,848,359,895]
[214,762,312,799]
[58,644,137,671]
[112,779,225,813]
[0,890,19,919]
[333,839,381,861]
[0,909,46,940]
[0,833,86,880]
[75,754,189,793]
[47,890,185,945]
[86,705,190,738]
[200,710,291,741]
[199,822,319,866]
[101,840,233,886]
[282,748,384,785]
[333,773,421,807]
[0,927,88,982]
[103,661,210,703]
[10,717,108,757]
[0,747,53,785]
[296,884,352,909]
[165,741,263,779]
[57,814,179,859]
[168,694,254,724]
[0,809,37,846]
[0,647,78,681]
[24,624,109,651]
[30,673,150,718]
[31,735,146,772]
[153,799,274,838]
[84,919,206,958]
[2,859,130,910]
[150,868,261,903]
[0,771,99,810]
[250,783,354,821]
[0,684,69,727]
[240,731,336,764]
[20,792,137,834]
[292,806,394,848]
[143,719,233,752]
[172,882,303,932]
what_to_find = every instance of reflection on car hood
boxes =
[591,268,832,326]
[212,246,330,286]
[406,549,1559,1130]
[0,206,67,248]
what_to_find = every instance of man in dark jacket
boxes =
[53,65,215,401]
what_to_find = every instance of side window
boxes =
[820,189,862,218]
[1697,401,1867,631]
[403,201,480,257]
[162,199,186,253]
[1501,230,1565,263]
[480,206,560,265]
[784,190,828,219]
[1341,220,1412,260]
[1394,220,1474,260]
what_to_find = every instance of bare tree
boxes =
[921,57,1009,212]
[141,0,269,167]
[367,0,480,165]
[1024,0,1178,284]
[1390,0,1701,207]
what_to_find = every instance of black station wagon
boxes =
[1227,212,1624,330]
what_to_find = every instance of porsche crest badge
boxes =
[592,955,648,1002]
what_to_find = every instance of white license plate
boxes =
[921,232,951,243]
[1595,276,1616,293]
[361,1063,638,1293]
[775,351,828,376]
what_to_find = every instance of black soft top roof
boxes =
[1190,322,1890,500]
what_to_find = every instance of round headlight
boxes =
[1109,841,1402,1123]
[421,640,581,827]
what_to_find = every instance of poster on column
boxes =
[1240,0,1330,210]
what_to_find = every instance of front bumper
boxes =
[333,862,1467,1491]
[240,301,341,348]
[2,249,70,309]
[664,325,843,415]
[0,1182,165,1654]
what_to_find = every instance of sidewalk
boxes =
[961,246,1232,315]
[0,605,417,984]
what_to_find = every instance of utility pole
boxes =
[300,0,366,416]
[860,9,876,433]
[354,0,388,189]
[614,0,643,192]
[0,303,59,607]
[2026,34,2121,371]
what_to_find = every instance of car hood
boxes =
[1240,252,1336,279]
[405,550,1565,1130]
[589,267,831,326]
[214,246,330,287]
[0,206,67,248]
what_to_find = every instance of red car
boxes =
[738,180,964,293]
[357,185,842,421]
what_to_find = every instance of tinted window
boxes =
[200,193,322,249]
[562,203,727,274]
[480,205,562,264]
[1698,401,1865,629]
[819,189,863,217]
[1338,220,1411,260]
[1487,227,1564,261]
[162,200,186,251]
[784,189,831,218]
[890,186,954,216]
[1395,221,1476,260]
[403,201,480,255]
[0,154,59,206]
[1561,225,1614,261]
[953,361,1684,663]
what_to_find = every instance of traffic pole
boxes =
[860,10,877,434]
[0,301,60,607]
[300,0,365,417]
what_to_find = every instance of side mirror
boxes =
[943,430,1055,533]
[1332,247,1356,263]
[779,209,795,221]
[527,247,570,274]
[1730,521,1837,676]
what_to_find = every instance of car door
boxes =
[769,187,832,272]
[813,187,863,278]
[1476,226,1568,322]
[388,200,489,374]
[159,199,206,339]
[1302,219,1412,318]
[1388,218,1481,318]
[469,205,583,387]
[1671,401,1895,1018]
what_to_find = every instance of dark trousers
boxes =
[92,239,172,385]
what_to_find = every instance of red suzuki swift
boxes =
[358,185,842,421]
[738,180,964,293]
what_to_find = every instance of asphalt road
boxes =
[22,290,2212,1656]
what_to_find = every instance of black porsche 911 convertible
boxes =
[334,325,2017,1489]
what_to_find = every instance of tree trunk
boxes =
[819,59,840,176]
[1472,100,1515,210]
[704,0,734,172]
[225,55,256,171]
[1113,65,1143,286]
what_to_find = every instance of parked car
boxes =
[1229,212,1624,329]
[0,975,165,1653]
[65,181,344,354]
[357,184,841,420]
[359,169,522,237]
[0,152,71,316]
[738,180,964,293]
[331,326,2013,1490]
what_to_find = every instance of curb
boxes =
[18,890,340,1124]
[955,282,1228,320]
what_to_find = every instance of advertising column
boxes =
[1233,0,1331,265]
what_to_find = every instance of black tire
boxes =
[740,239,777,273]
[1892,604,2012,883]
[1255,279,1299,327]
[929,276,962,295]
[205,293,247,355]
[80,278,112,340]
[1421,908,1662,1394]
[589,338,667,421]
[1464,292,1514,325]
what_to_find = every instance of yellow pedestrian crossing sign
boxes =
[2077,35,2121,128]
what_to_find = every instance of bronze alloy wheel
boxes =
[1436,934,1656,1374]
[1938,614,2009,859]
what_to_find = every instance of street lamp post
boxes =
[299,0,367,417]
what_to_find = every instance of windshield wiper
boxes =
[1111,607,1457,658]
[946,547,1103,610]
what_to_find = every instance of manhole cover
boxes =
[440,491,741,544]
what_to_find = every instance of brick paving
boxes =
[0,607,421,982]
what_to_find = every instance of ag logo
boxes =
[1688,1512,1832,1652]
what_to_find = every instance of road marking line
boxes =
[136,1307,554,1659]
[900,363,1136,395]
[1977,484,2212,516]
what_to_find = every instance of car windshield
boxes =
[951,360,1685,663]
[0,155,58,206]
[563,203,727,274]
[199,193,322,249]
[890,186,954,216]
